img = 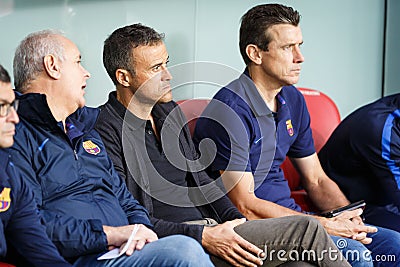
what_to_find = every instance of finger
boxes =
[359,237,373,245]
[223,252,245,267]
[230,234,264,266]
[135,239,146,250]
[231,244,264,267]
[352,232,367,241]
[236,236,265,261]
[147,232,158,242]
[222,247,254,267]
[352,224,378,234]
[351,215,364,225]
[337,208,363,220]
[365,225,378,233]
[118,242,127,254]
[125,240,138,256]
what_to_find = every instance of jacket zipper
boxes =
[73,149,79,160]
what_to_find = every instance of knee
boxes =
[346,251,373,267]
[291,215,322,230]
[337,239,373,267]
[367,226,400,257]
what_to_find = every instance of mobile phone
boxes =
[320,200,366,218]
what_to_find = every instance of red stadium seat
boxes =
[281,88,341,211]
[176,99,210,136]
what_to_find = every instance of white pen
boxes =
[97,224,140,260]
[120,224,140,255]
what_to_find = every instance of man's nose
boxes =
[293,46,305,63]
[162,67,172,80]
[7,107,19,124]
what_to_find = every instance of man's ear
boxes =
[246,44,262,65]
[43,54,61,79]
[115,69,131,87]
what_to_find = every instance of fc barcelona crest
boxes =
[0,187,11,212]
[83,140,101,155]
[286,120,294,136]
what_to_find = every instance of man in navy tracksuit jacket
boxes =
[7,30,211,267]
[0,152,71,267]
[319,94,400,233]
[0,64,71,266]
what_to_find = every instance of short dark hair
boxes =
[239,4,301,65]
[103,23,165,85]
[0,64,11,84]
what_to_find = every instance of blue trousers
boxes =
[72,235,213,267]
[363,205,400,233]
[331,225,400,267]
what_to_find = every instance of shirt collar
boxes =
[238,69,287,117]
[106,91,147,131]
[238,69,272,117]
[106,91,176,133]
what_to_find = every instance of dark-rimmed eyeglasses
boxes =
[0,99,19,117]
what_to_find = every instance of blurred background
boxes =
[0,0,398,117]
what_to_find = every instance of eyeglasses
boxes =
[0,99,19,117]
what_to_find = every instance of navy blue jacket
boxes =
[319,94,400,210]
[0,150,71,266]
[7,93,152,260]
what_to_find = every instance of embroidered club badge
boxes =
[286,119,294,136]
[0,187,11,212]
[82,140,101,155]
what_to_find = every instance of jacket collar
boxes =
[0,150,10,190]
[17,93,58,131]
[17,92,99,134]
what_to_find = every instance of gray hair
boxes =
[13,29,66,92]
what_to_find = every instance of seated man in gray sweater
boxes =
[95,23,349,267]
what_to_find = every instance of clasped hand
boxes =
[322,209,377,244]
[103,224,158,256]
